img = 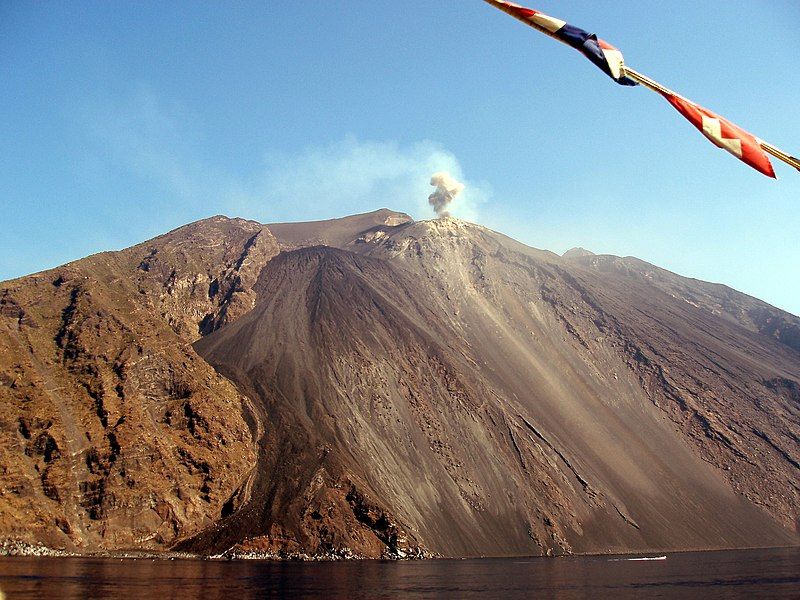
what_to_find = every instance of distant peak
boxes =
[563,247,595,259]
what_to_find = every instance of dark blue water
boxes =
[0,547,798,599]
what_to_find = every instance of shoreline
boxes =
[2,539,797,562]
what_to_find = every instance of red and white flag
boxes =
[661,93,776,178]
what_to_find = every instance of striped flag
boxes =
[482,0,800,178]
[661,93,776,178]
[483,0,637,85]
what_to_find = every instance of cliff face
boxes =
[0,216,278,551]
[1,210,798,557]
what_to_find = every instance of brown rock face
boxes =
[1,209,798,558]
[0,216,277,551]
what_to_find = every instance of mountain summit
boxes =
[1,210,798,558]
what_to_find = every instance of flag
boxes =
[482,0,796,177]
[483,0,637,85]
[661,92,776,178]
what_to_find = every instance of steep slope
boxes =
[184,218,799,557]
[359,219,800,536]
[0,217,278,551]
[560,259,800,532]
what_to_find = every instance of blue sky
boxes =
[2,1,799,314]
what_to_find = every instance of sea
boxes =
[0,547,797,599]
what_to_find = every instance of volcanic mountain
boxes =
[1,209,798,558]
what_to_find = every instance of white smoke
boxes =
[428,172,465,218]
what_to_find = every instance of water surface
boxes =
[0,547,797,599]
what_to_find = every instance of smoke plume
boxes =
[428,172,465,218]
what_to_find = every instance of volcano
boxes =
[1,209,798,558]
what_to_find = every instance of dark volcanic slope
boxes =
[1,210,798,558]
[186,217,799,557]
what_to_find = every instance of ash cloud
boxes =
[428,172,465,218]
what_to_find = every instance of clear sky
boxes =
[2,1,799,314]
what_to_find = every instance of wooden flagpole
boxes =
[623,67,800,173]
[760,142,800,172]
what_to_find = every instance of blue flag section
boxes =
[557,25,638,86]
